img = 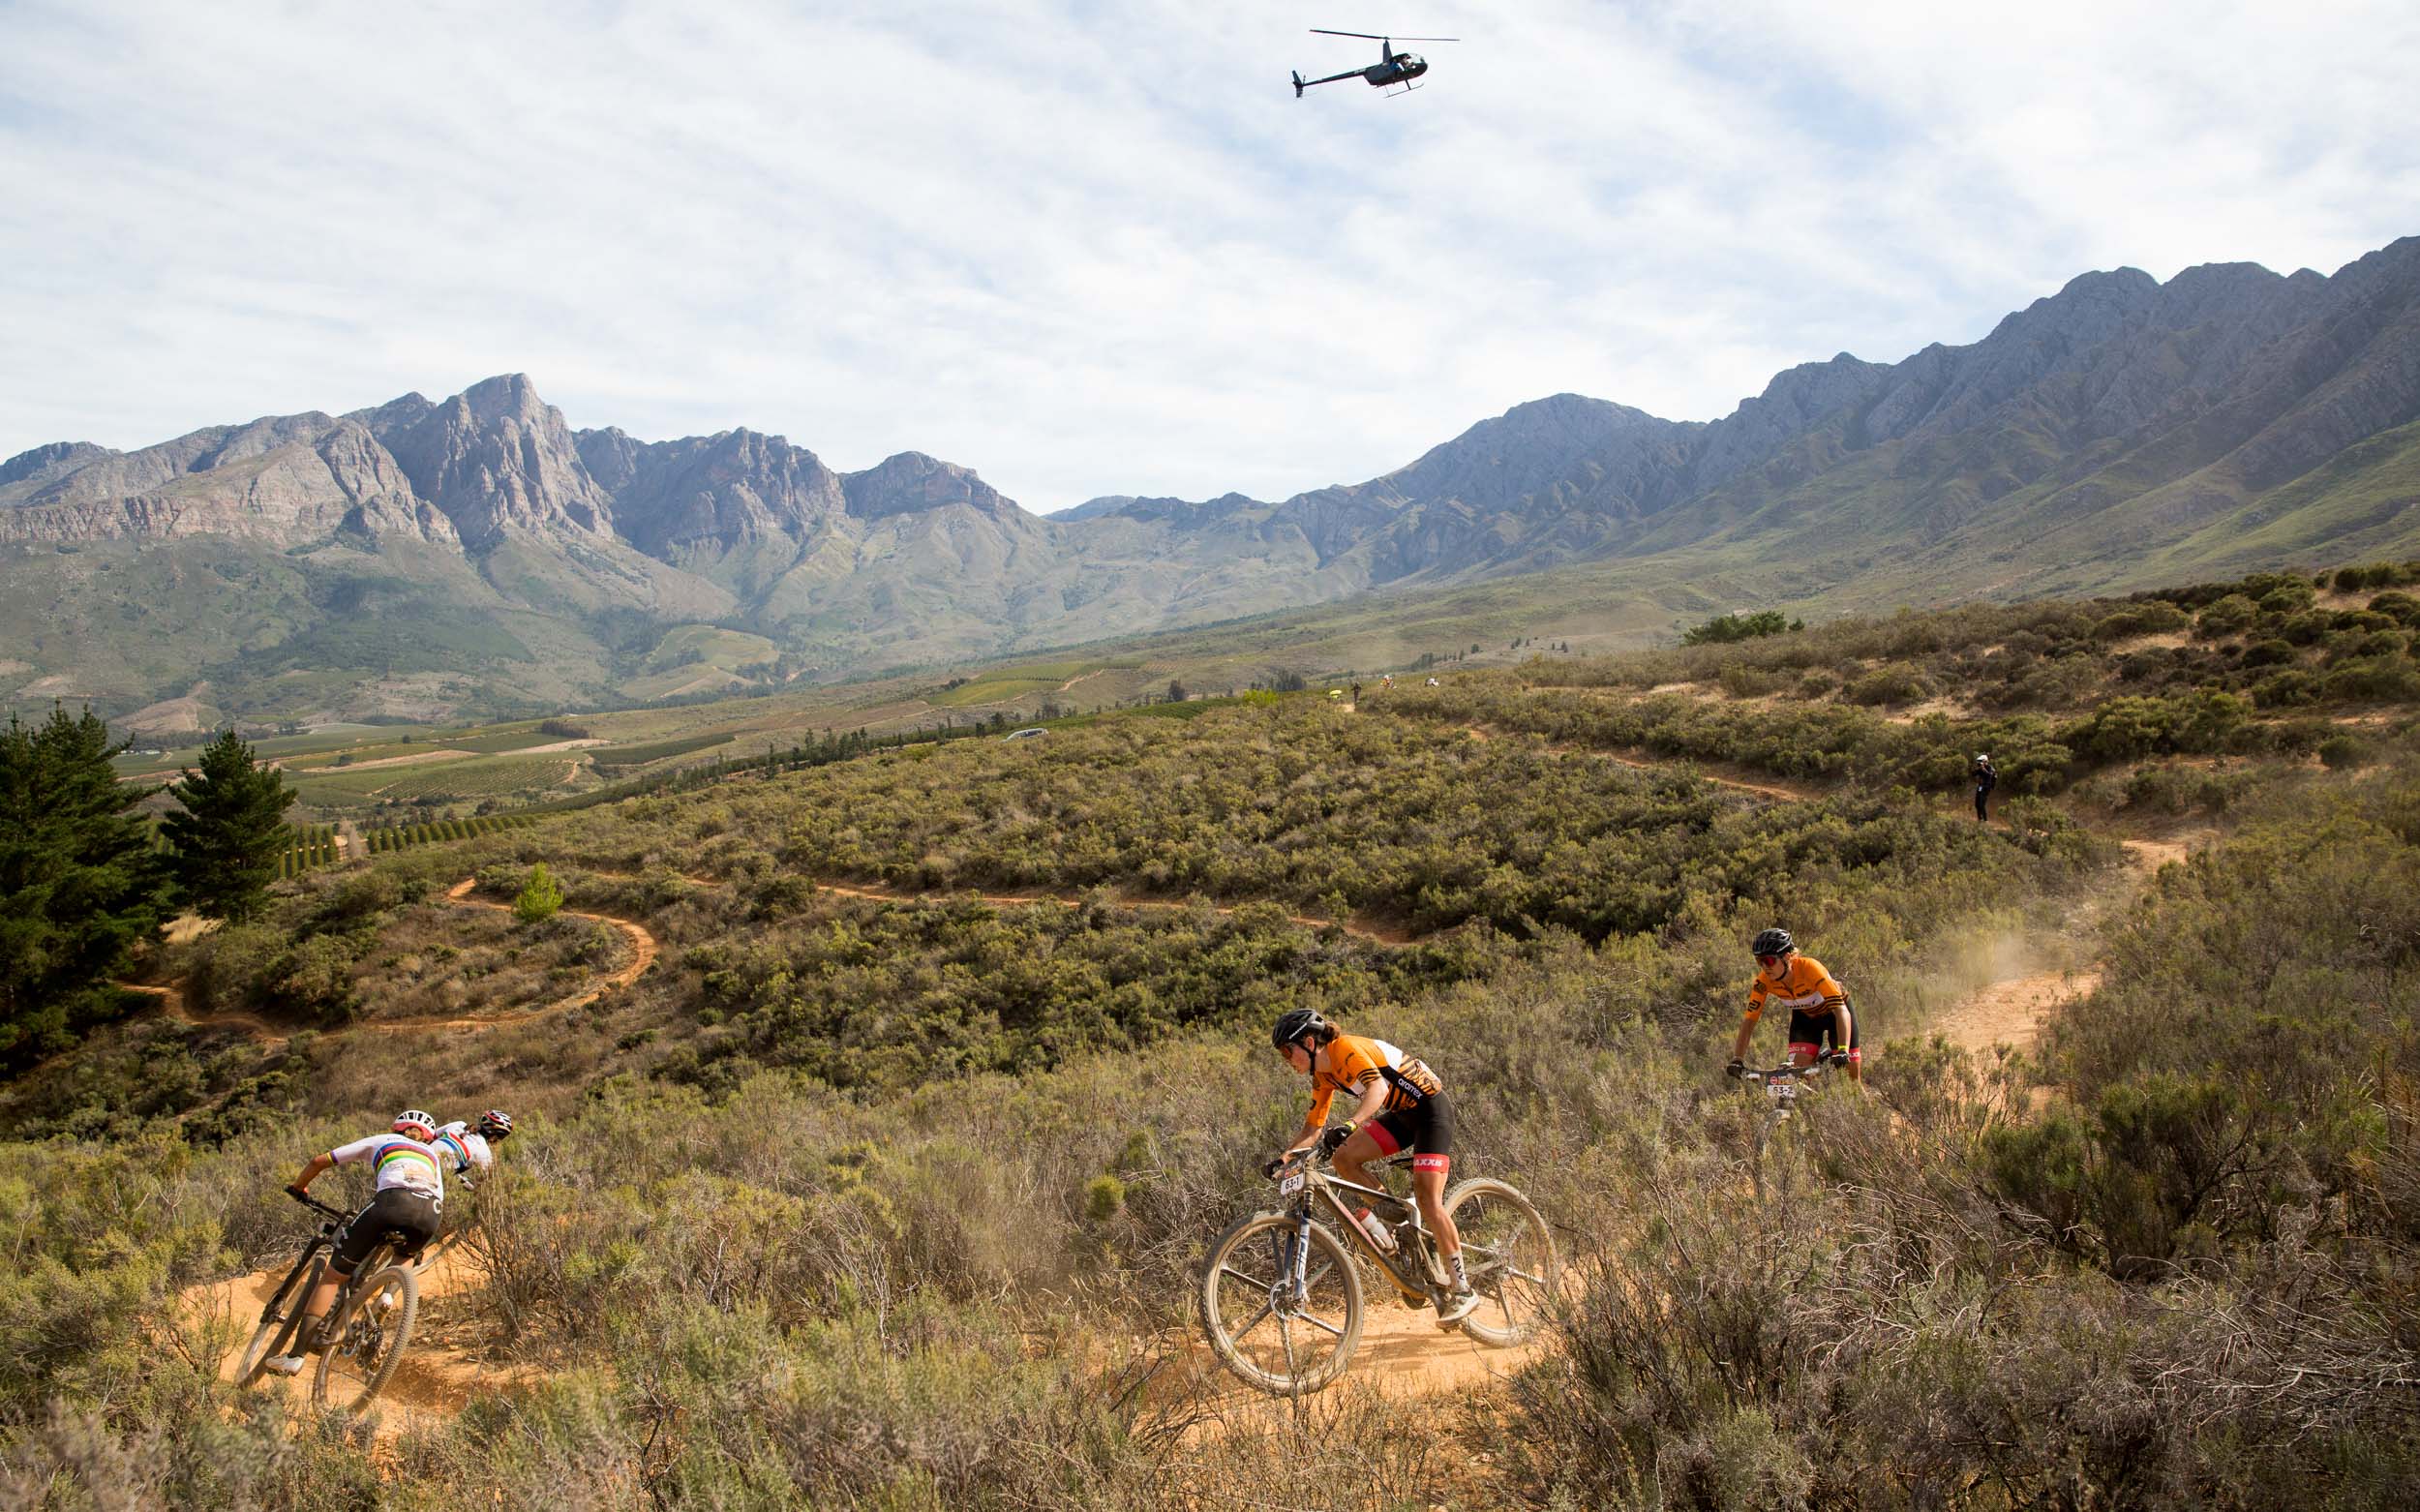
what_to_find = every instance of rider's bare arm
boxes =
[1732,1003,1763,1063]
[288,1151,334,1194]
[1286,1074,1391,1154]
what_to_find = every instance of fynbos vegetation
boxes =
[4,561,2417,1507]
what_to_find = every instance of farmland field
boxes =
[927,658,1143,707]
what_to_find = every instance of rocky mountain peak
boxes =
[589,425,847,557]
[842,452,1022,522]
[0,440,116,496]
[376,375,615,546]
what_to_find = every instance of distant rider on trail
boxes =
[1264,1009,1481,1324]
[261,1109,447,1376]
[1728,928,1860,1084]
[433,1108,513,1181]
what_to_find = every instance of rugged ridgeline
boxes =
[6,236,2420,727]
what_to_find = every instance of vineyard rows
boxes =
[363,813,535,853]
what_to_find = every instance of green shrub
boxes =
[2318,733,2378,770]
[514,862,564,923]
[2195,593,2259,638]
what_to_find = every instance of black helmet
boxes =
[1271,1009,1331,1049]
[1750,928,1794,958]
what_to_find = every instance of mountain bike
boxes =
[1197,1148,1557,1396]
[234,1190,424,1413]
[1730,1052,1846,1199]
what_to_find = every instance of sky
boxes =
[3,1,2416,512]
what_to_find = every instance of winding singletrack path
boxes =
[125,880,660,1044]
[118,981,290,1045]
[1931,835,2204,1057]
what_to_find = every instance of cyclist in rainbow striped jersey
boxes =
[259,1110,447,1376]
[433,1108,513,1182]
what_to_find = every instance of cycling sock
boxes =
[1447,1252,1468,1290]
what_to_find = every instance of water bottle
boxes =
[1356,1208,1398,1253]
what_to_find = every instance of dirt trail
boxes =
[188,1234,518,1439]
[1934,969,2104,1057]
[359,878,658,1030]
[1933,834,2204,1056]
[119,980,292,1045]
[808,878,1415,947]
[1163,1298,1543,1437]
[1590,747,1818,803]
[122,881,661,1046]
[1459,723,1816,803]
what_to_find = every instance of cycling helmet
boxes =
[1271,1008,1332,1049]
[476,1108,513,1139]
[393,1109,437,1137]
[1749,928,1795,958]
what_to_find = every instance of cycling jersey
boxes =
[1303,1034,1443,1129]
[1743,954,1848,1024]
[432,1122,493,1177]
[328,1133,444,1199]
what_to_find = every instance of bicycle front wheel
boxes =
[1443,1178,1558,1348]
[312,1263,418,1413]
[1198,1211,1364,1396]
[235,1255,322,1387]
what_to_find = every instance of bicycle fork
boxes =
[1270,1204,1316,1312]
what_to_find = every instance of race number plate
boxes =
[1278,1171,1306,1194]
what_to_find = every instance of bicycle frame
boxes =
[1273,1152,1441,1304]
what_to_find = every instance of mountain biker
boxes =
[1728,928,1860,1083]
[433,1108,512,1180]
[260,1109,446,1376]
[1264,1009,1480,1325]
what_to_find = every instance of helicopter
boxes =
[1291,29,1459,98]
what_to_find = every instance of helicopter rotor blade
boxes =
[1307,29,1460,41]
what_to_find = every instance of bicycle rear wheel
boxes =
[1198,1211,1364,1395]
[1443,1177,1558,1347]
[311,1262,418,1412]
[235,1255,322,1387]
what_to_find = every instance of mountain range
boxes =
[6,234,2420,731]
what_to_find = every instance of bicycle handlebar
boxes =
[287,1189,349,1222]
[1732,1059,1838,1085]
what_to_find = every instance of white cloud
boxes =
[1,0,2413,510]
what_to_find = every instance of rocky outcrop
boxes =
[840,452,1030,524]
[579,426,847,557]
[363,374,616,546]
[0,416,455,547]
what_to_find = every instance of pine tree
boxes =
[161,728,295,923]
[514,862,563,923]
[0,706,171,1063]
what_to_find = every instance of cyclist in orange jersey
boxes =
[1264,1008,1479,1324]
[1728,927,1860,1083]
